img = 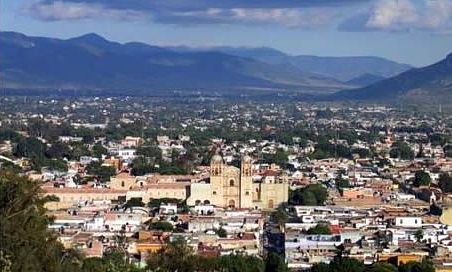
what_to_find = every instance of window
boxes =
[121,181,125,187]
[213,191,217,195]
[245,191,249,195]
[229,179,235,186]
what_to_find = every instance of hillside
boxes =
[335,53,452,102]
[191,47,412,81]
[0,32,348,94]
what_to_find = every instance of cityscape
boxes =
[1,1,452,272]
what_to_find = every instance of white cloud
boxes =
[22,0,337,28]
[366,0,418,30]
[165,8,336,28]
[365,0,452,32]
[23,1,145,21]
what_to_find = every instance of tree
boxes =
[265,253,288,272]
[81,257,109,272]
[368,262,397,272]
[131,157,154,176]
[215,227,227,238]
[413,170,431,187]
[272,206,288,231]
[329,257,364,272]
[0,170,82,272]
[389,142,414,160]
[147,239,197,272]
[306,223,331,235]
[124,197,145,209]
[398,259,434,272]
[45,142,72,160]
[290,184,328,206]
[413,229,424,242]
[217,254,265,272]
[86,162,116,182]
[311,263,330,272]
[336,174,350,189]
[147,239,266,272]
[92,144,107,159]
[439,173,452,193]
[148,221,174,232]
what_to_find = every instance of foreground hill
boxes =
[0,32,348,94]
[335,53,452,102]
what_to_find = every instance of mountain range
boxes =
[335,53,452,103]
[177,46,412,82]
[0,31,346,93]
[0,32,412,95]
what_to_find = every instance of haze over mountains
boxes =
[0,31,412,95]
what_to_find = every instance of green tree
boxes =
[92,144,107,159]
[336,176,350,189]
[413,229,424,242]
[311,263,330,272]
[0,170,82,272]
[413,170,431,187]
[124,197,145,209]
[439,173,452,193]
[368,262,398,272]
[272,206,288,231]
[215,227,227,238]
[290,184,328,206]
[398,259,434,272]
[86,162,116,182]
[330,257,364,272]
[306,223,331,235]
[131,157,154,176]
[146,240,197,272]
[389,142,414,160]
[148,221,174,232]
[81,257,109,272]
[265,253,288,272]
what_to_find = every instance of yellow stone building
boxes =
[188,155,288,210]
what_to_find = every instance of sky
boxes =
[2,0,452,66]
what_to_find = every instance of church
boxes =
[187,155,289,210]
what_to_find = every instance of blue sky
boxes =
[2,0,452,66]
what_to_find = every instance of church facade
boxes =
[187,155,289,210]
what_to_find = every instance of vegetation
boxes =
[86,161,116,182]
[439,173,452,193]
[124,197,146,209]
[264,253,289,272]
[147,221,174,232]
[214,227,227,238]
[272,206,289,230]
[390,142,414,160]
[310,257,434,272]
[311,257,364,272]
[306,223,331,235]
[147,240,269,272]
[413,170,431,187]
[290,184,328,206]
[0,171,81,272]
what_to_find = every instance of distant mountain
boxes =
[185,46,412,81]
[346,73,386,87]
[0,32,349,94]
[335,54,452,102]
